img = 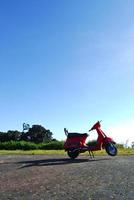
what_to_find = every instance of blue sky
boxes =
[0,0,134,144]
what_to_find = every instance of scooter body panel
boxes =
[64,134,88,150]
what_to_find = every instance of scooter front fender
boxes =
[102,137,116,148]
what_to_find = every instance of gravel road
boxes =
[0,155,134,200]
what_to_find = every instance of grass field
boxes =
[0,148,134,155]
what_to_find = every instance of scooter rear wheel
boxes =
[105,142,117,156]
[67,149,79,159]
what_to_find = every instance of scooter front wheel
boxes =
[105,142,117,156]
[67,149,79,159]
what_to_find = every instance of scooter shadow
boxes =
[17,157,111,169]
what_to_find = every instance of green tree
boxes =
[25,125,53,143]
[0,130,21,142]
[0,132,7,142]
[7,130,21,141]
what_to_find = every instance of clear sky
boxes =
[0,0,134,145]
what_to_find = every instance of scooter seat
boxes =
[67,133,88,138]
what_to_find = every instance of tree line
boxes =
[0,124,54,143]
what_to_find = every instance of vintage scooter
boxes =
[64,121,117,159]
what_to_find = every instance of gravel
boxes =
[0,155,134,200]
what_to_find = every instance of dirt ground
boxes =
[0,154,134,200]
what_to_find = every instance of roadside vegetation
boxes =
[0,141,134,155]
[0,140,64,150]
[0,124,134,155]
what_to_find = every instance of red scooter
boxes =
[64,121,117,159]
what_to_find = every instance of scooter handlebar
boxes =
[89,120,102,131]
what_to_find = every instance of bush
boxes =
[40,141,64,150]
[0,140,64,150]
[0,141,37,150]
[116,143,125,149]
[87,140,97,146]
[19,141,37,150]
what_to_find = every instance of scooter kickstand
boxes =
[91,151,94,158]
[89,151,94,158]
